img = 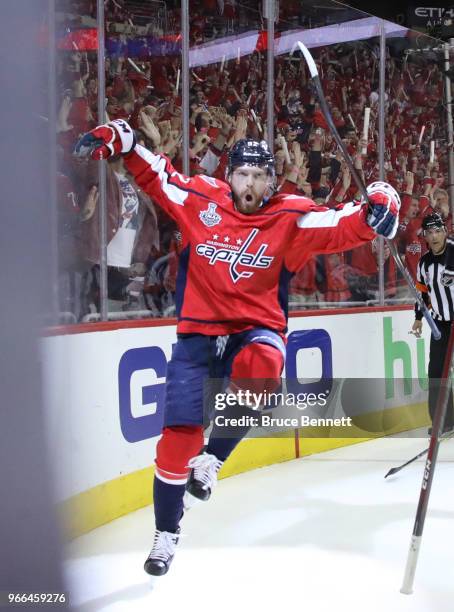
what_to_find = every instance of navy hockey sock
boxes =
[206,435,245,462]
[153,477,185,533]
[206,401,254,461]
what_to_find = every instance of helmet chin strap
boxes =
[261,192,272,207]
[263,177,276,203]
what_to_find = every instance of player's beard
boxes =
[234,189,263,214]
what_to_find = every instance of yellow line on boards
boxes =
[58,402,429,540]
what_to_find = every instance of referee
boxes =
[412,212,454,433]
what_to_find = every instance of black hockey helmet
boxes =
[421,212,445,234]
[227,139,275,176]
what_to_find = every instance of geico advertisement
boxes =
[41,310,430,500]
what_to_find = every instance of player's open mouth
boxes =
[245,194,253,203]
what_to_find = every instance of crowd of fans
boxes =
[54,0,452,322]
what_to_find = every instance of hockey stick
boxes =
[293,41,441,341]
[384,429,454,478]
[400,323,454,594]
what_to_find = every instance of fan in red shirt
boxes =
[289,256,319,305]
[318,252,352,303]
[348,239,397,300]
[398,193,427,282]
[75,119,401,576]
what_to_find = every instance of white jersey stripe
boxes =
[296,201,361,230]
[135,145,189,207]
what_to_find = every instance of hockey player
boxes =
[412,212,454,434]
[75,119,401,575]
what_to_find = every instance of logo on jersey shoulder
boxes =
[407,242,422,255]
[199,202,222,227]
[196,228,274,283]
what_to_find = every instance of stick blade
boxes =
[295,41,318,78]
[384,467,398,478]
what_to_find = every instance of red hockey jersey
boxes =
[125,145,375,335]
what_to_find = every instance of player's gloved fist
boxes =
[441,268,454,287]
[365,181,401,239]
[74,119,135,160]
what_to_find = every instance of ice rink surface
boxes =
[65,436,454,612]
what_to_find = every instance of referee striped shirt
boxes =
[416,238,454,322]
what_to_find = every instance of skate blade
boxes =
[148,575,161,589]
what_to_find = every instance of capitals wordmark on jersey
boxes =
[196,228,274,283]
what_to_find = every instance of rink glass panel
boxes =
[101,0,182,320]
[384,27,448,305]
[275,1,396,312]
[53,0,99,324]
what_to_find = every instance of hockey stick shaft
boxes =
[295,41,441,341]
[400,322,454,594]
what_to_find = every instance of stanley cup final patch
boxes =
[199,203,222,227]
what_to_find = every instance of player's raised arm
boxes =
[74,119,208,223]
[291,181,400,256]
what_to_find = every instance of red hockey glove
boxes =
[74,119,136,160]
[365,181,401,239]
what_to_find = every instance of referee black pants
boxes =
[428,320,454,430]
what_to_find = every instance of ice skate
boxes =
[143,529,180,576]
[185,451,224,502]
